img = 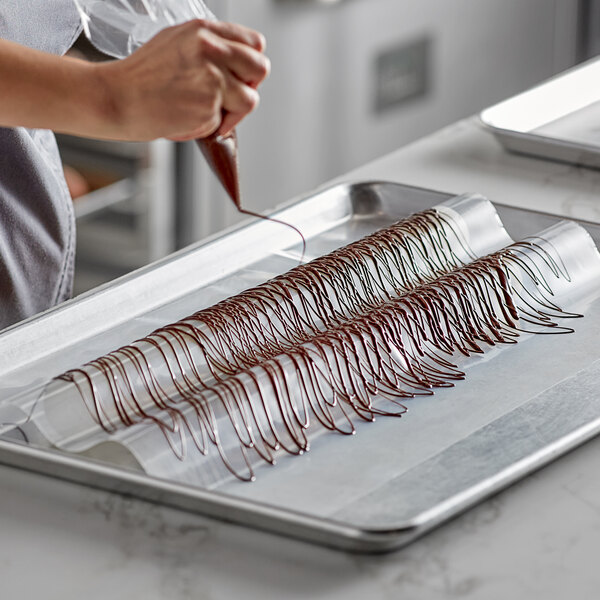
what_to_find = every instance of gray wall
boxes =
[182,0,581,240]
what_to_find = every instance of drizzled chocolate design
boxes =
[53,210,580,481]
[197,133,307,259]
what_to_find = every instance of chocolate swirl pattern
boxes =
[48,208,583,482]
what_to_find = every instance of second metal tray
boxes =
[480,57,600,169]
[1,181,600,553]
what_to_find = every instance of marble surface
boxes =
[340,116,600,222]
[5,118,600,598]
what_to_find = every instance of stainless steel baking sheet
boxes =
[1,181,600,553]
[480,57,600,169]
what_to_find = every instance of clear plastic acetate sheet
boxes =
[24,195,600,493]
[7,194,505,473]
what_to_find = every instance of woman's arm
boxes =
[0,19,270,141]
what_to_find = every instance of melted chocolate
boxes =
[196,131,241,209]
[53,210,581,482]
[196,130,306,259]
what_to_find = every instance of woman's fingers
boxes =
[217,112,243,137]
[201,20,266,52]
[192,27,268,135]
[219,89,260,135]
[198,28,270,88]
[165,71,259,140]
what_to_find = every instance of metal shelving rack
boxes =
[58,135,176,294]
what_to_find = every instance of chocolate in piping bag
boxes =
[196,130,241,209]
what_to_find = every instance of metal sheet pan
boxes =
[1,181,600,554]
[480,57,600,169]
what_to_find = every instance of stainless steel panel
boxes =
[0,182,599,553]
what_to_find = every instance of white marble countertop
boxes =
[4,117,600,599]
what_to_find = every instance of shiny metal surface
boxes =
[480,57,600,169]
[1,181,599,553]
[274,0,345,4]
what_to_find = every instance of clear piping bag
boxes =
[72,0,242,207]
[72,0,216,60]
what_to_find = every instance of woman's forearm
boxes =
[0,19,269,142]
[0,37,116,138]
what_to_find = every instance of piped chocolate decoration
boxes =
[53,209,581,481]
[196,130,306,259]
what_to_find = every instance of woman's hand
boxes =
[97,20,270,141]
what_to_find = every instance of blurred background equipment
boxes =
[62,0,592,294]
[60,136,174,294]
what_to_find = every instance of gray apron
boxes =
[0,1,82,329]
